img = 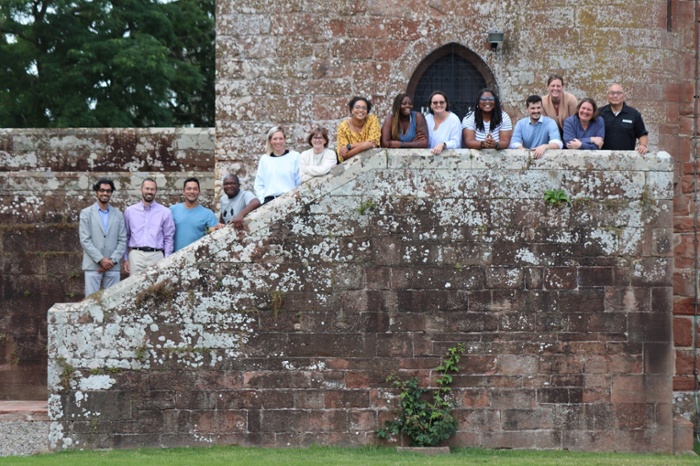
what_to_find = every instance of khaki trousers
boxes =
[128,249,164,275]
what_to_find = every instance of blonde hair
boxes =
[265,126,286,154]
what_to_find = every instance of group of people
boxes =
[254,77,650,200]
[79,175,259,296]
[80,77,650,296]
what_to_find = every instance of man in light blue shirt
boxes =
[171,177,222,252]
[510,95,563,159]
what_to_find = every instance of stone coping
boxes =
[0,401,49,421]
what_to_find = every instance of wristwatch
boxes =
[346,143,352,151]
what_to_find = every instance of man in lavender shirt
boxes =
[123,178,175,275]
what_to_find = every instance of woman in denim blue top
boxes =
[563,98,605,150]
[381,93,429,149]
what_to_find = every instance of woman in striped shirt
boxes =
[462,88,513,150]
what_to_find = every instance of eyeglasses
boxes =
[311,136,326,140]
[608,91,624,96]
[479,97,495,102]
[353,105,368,111]
[431,101,446,106]
[98,189,113,194]
[223,182,239,186]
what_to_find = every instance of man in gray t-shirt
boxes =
[220,174,261,229]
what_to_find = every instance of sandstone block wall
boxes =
[216,0,690,183]
[48,150,675,452]
[217,0,699,424]
[0,128,215,400]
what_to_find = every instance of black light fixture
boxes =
[487,31,504,51]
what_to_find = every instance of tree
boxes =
[0,0,214,127]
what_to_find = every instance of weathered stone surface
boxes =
[214,1,696,428]
[0,129,215,401]
[47,150,674,452]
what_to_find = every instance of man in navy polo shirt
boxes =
[600,84,649,154]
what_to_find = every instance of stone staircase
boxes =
[0,401,49,457]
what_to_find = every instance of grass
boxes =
[1,445,699,466]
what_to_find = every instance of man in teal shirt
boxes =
[170,177,222,252]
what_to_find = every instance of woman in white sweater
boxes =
[254,126,301,204]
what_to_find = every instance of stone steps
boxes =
[0,401,49,457]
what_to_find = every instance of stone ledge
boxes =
[0,400,49,421]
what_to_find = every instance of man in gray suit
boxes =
[79,178,127,296]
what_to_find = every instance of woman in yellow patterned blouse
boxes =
[336,96,381,162]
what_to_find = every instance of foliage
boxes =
[134,279,175,308]
[0,0,214,127]
[544,189,570,207]
[270,290,285,319]
[376,344,465,447]
[55,356,75,390]
[355,199,376,215]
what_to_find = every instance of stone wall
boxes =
[48,150,676,452]
[216,0,691,182]
[0,128,215,400]
[217,0,700,424]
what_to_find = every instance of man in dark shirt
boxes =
[599,83,649,154]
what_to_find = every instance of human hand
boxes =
[431,142,445,155]
[231,215,246,230]
[566,139,582,150]
[414,131,427,141]
[99,257,114,271]
[482,133,496,149]
[636,144,648,155]
[123,259,130,275]
[532,145,547,159]
[590,137,604,149]
[207,223,225,233]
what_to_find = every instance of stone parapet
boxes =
[48,150,677,452]
[0,128,214,172]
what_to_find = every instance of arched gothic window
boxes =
[408,43,497,120]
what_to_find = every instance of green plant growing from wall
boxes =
[640,187,654,210]
[56,357,76,391]
[271,290,285,320]
[134,345,149,363]
[376,344,465,447]
[544,189,570,207]
[135,280,175,309]
[355,198,376,215]
[89,419,100,434]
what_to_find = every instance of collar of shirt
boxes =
[138,200,158,210]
